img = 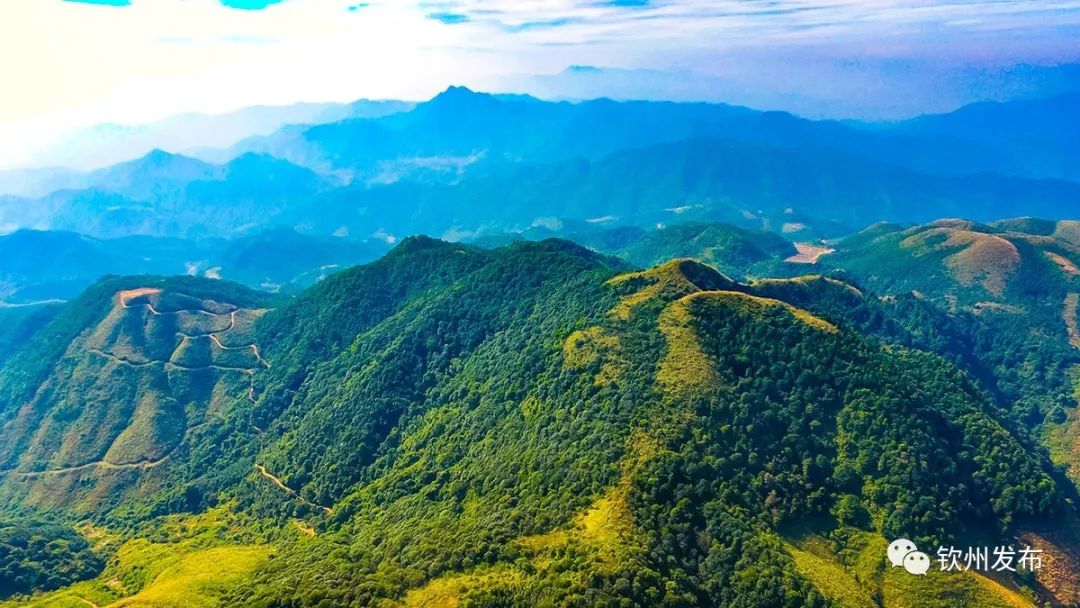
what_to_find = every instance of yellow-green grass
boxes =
[882,562,1032,608]
[1045,406,1080,489]
[404,565,527,608]
[656,297,720,397]
[5,509,270,608]
[407,433,664,606]
[6,545,269,608]
[109,545,268,608]
[786,529,1035,608]
[1044,365,1080,488]
[786,543,877,608]
[752,275,864,298]
[562,326,622,386]
[605,259,727,320]
[683,290,837,333]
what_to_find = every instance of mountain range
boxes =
[8,99,415,179]
[1,87,1078,247]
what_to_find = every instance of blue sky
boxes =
[2,0,1079,165]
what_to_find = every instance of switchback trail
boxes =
[0,417,222,479]
[89,348,263,373]
[2,452,172,479]
[119,288,238,318]
[254,464,333,515]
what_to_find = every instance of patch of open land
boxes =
[786,242,835,264]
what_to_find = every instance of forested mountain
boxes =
[489,222,800,280]
[1,239,1076,607]
[828,218,1080,305]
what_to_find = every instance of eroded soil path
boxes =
[254,464,333,515]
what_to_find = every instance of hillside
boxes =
[799,219,1080,508]
[0,276,274,513]
[0,240,1076,606]
[829,218,1080,305]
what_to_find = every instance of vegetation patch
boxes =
[108,545,269,608]
[561,326,622,385]
[685,290,837,333]
[656,297,721,397]
[606,258,732,320]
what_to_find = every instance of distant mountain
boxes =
[1,239,1075,606]
[498,62,1080,121]
[211,227,388,292]
[483,222,799,280]
[0,167,83,199]
[0,228,389,304]
[3,90,1077,244]
[813,217,1080,466]
[5,129,1079,245]
[286,138,1080,242]
[210,86,1076,183]
[18,99,414,174]
[0,230,198,303]
[83,149,222,200]
[0,151,330,239]
[874,92,1080,182]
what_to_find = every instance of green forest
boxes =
[0,231,1077,607]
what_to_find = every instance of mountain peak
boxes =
[565,64,602,74]
[427,85,497,107]
[139,148,184,165]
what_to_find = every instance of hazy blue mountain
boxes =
[286,138,1080,242]
[0,230,200,303]
[0,151,329,239]
[212,226,389,291]
[874,92,1080,182]
[209,86,1070,182]
[500,62,1080,121]
[0,167,84,199]
[3,88,1076,245]
[5,125,1078,245]
[83,149,223,200]
[0,228,388,304]
[18,99,415,174]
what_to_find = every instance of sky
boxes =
[1,0,1079,168]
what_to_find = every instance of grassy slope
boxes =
[785,530,1036,608]
[2,510,270,608]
